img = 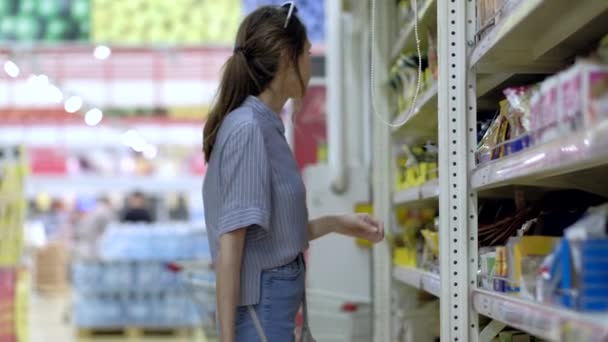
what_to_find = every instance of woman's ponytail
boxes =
[203,53,253,162]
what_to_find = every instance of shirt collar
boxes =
[244,95,285,134]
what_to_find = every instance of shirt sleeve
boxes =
[217,122,272,240]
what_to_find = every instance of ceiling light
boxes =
[84,108,103,126]
[27,74,49,87]
[64,96,83,113]
[47,84,63,103]
[93,45,112,60]
[3,60,20,78]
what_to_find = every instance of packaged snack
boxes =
[560,65,584,133]
[494,105,511,160]
[503,86,532,154]
[584,62,608,124]
[557,61,608,135]
[476,102,507,163]
[531,76,560,144]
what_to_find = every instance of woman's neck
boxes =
[257,89,288,115]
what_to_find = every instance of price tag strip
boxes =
[473,289,608,341]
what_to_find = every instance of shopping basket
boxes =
[166,260,217,337]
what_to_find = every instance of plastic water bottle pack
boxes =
[73,222,213,328]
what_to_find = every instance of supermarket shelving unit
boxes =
[371,0,443,341]
[465,0,608,341]
[392,82,438,141]
[372,0,608,341]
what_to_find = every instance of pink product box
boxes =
[530,76,560,145]
[560,67,584,131]
[560,61,608,130]
[530,61,608,145]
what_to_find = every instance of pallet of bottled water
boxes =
[73,223,215,329]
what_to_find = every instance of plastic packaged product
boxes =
[494,247,508,292]
[548,204,608,311]
[560,64,585,133]
[535,76,560,144]
[477,101,510,163]
[506,236,559,299]
[503,86,532,154]
[479,249,497,291]
[552,61,608,138]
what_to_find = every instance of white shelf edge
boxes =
[392,83,438,133]
[26,175,203,196]
[470,0,543,67]
[391,0,436,59]
[393,266,440,297]
[470,0,608,69]
[393,178,439,206]
[472,121,608,190]
[473,289,608,341]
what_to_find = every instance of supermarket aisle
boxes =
[29,293,212,342]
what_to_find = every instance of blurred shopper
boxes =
[74,196,115,259]
[169,194,190,221]
[41,198,69,241]
[122,191,153,223]
[202,3,385,341]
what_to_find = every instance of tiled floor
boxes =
[29,292,213,342]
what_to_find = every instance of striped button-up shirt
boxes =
[203,95,309,306]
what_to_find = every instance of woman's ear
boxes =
[279,51,294,74]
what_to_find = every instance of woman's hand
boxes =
[336,213,384,243]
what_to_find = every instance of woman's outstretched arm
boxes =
[308,214,384,242]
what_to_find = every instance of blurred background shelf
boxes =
[392,83,438,142]
[391,0,437,59]
[393,179,439,207]
[393,266,440,297]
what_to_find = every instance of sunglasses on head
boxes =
[281,1,298,29]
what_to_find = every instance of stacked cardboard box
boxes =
[34,242,69,294]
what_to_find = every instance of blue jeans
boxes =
[235,255,305,342]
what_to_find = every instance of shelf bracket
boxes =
[479,320,507,342]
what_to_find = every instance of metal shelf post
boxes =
[438,0,478,340]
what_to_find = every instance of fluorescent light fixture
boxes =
[27,74,50,88]
[93,45,112,60]
[3,60,20,78]
[47,84,63,103]
[121,129,147,152]
[64,96,83,113]
[36,74,49,86]
[84,108,103,126]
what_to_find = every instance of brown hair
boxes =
[203,5,308,162]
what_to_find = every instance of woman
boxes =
[202,3,384,341]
